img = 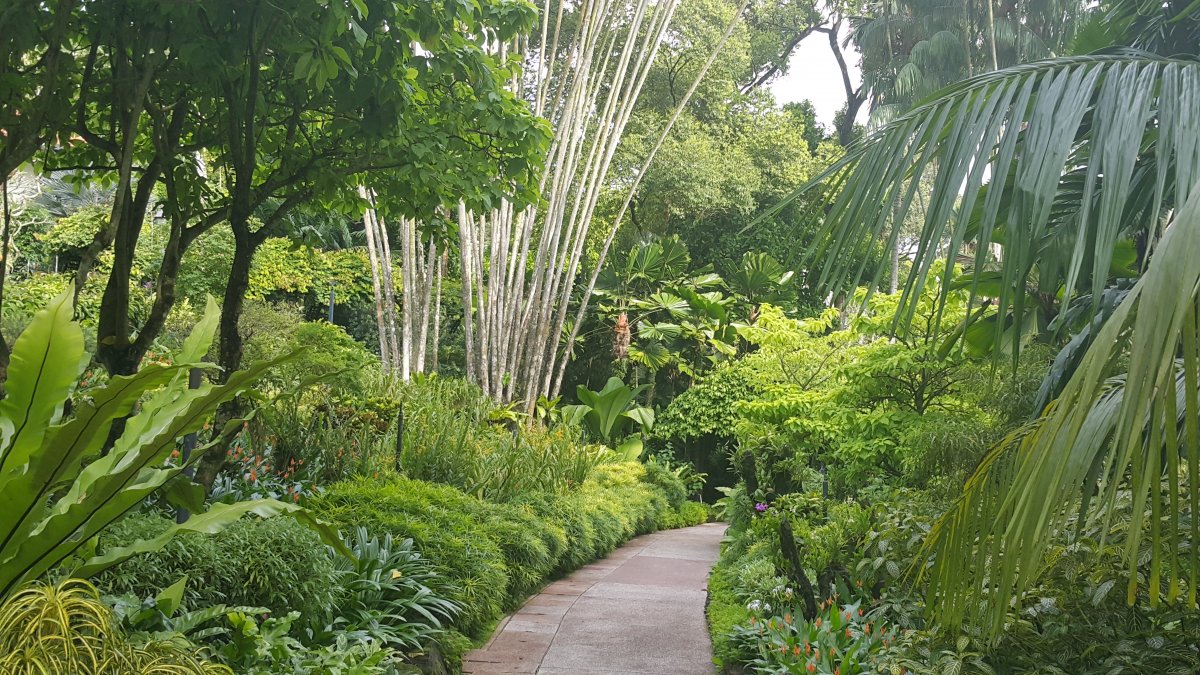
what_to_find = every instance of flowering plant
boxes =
[734,597,894,675]
[210,430,321,504]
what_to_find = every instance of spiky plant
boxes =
[0,578,231,674]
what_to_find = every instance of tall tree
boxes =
[186,0,546,488]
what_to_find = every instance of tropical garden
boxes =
[1,0,1199,672]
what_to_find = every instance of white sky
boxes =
[769,28,864,128]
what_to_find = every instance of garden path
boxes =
[462,522,727,674]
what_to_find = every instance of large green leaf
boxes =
[920,179,1200,638]
[0,296,323,600]
[571,377,649,445]
[765,53,1200,367]
[0,292,85,478]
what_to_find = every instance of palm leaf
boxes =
[766,52,1200,362]
[919,180,1200,638]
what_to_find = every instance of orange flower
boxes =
[857,608,863,617]
[806,663,815,674]
[865,623,871,635]
[784,613,792,624]
[249,468,257,482]
[815,618,822,628]
[793,646,801,656]
[845,628,852,638]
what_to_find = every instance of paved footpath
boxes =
[462,522,728,675]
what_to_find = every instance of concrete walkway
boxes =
[461,522,727,675]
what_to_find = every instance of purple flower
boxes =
[754,502,769,512]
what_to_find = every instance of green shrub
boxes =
[642,459,689,509]
[307,475,510,637]
[706,563,753,669]
[309,461,693,640]
[395,377,604,502]
[94,514,340,620]
[662,500,710,529]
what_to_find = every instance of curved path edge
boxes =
[462,522,728,675]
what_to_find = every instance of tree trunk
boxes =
[96,163,160,376]
[359,186,392,371]
[194,219,255,492]
[431,249,445,372]
[375,210,400,375]
[0,178,12,389]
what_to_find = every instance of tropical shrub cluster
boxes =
[702,286,1200,672]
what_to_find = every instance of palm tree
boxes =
[852,0,1086,126]
[769,0,1200,639]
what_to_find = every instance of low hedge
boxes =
[93,513,340,619]
[308,461,702,641]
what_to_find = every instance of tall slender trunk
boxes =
[359,187,392,371]
[458,202,476,382]
[985,0,999,71]
[195,217,256,491]
[890,193,902,294]
[374,207,400,372]
[0,178,12,387]
[431,249,444,372]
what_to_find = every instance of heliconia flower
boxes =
[806,663,815,674]
[793,646,801,656]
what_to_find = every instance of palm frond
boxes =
[919,180,1200,638]
[769,52,1200,358]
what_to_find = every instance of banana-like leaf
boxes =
[614,436,644,462]
[75,499,352,577]
[919,179,1200,639]
[622,406,655,434]
[571,377,649,445]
